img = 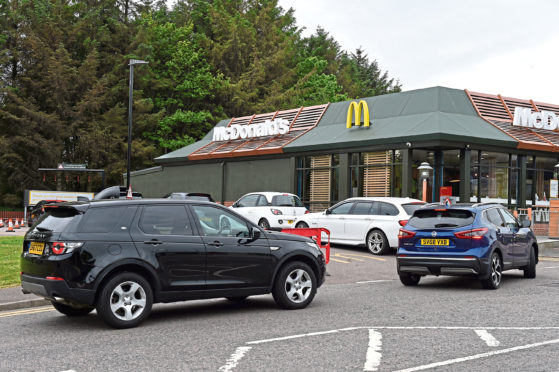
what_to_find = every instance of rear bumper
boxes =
[21,274,95,306]
[397,256,488,277]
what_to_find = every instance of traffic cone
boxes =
[0,219,4,228]
[127,185,133,199]
[6,219,14,232]
[19,218,25,228]
[14,219,20,229]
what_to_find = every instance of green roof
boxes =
[284,86,517,152]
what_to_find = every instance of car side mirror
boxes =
[324,209,331,215]
[251,226,261,240]
[520,219,531,228]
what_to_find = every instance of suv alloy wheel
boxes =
[272,262,316,309]
[96,272,153,329]
[481,252,502,289]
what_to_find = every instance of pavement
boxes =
[1,226,559,312]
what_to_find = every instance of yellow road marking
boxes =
[334,253,364,262]
[336,252,386,261]
[540,257,559,261]
[0,307,53,318]
[330,257,350,264]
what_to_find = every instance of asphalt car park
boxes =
[2,245,559,371]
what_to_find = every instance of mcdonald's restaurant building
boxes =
[130,86,559,212]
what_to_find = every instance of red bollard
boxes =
[281,228,330,264]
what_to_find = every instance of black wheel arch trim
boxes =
[268,251,323,291]
[92,259,162,298]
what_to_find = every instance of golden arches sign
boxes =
[346,100,370,128]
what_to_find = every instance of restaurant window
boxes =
[350,150,402,198]
[470,152,518,206]
[526,156,557,207]
[297,155,339,212]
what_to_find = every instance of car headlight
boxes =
[306,241,321,253]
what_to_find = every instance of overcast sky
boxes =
[278,0,559,104]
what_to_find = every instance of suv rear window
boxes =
[271,195,304,207]
[34,208,81,232]
[402,203,426,215]
[79,206,128,233]
[408,209,475,229]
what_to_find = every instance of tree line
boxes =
[0,0,401,207]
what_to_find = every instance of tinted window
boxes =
[256,196,268,206]
[237,195,260,207]
[499,208,518,228]
[271,195,304,207]
[330,202,354,215]
[351,202,373,215]
[34,209,80,232]
[379,202,399,216]
[485,208,504,227]
[408,209,475,229]
[139,205,192,236]
[402,203,426,215]
[80,206,127,233]
[191,205,250,237]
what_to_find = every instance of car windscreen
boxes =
[407,209,475,229]
[402,203,426,215]
[271,195,304,207]
[34,208,81,232]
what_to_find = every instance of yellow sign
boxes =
[346,100,370,128]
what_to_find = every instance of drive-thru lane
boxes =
[1,245,559,371]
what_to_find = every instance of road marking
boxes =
[475,329,500,346]
[355,280,393,284]
[218,346,252,372]
[393,338,559,372]
[334,253,365,262]
[0,307,53,318]
[330,257,350,264]
[337,252,386,261]
[542,266,559,269]
[363,329,382,371]
[540,257,559,261]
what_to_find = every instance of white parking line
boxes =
[474,329,500,346]
[542,266,559,269]
[218,346,252,372]
[363,329,382,371]
[355,280,393,284]
[393,338,559,372]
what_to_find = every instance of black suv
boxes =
[21,199,326,328]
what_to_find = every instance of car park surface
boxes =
[20,199,325,328]
[397,202,537,289]
[230,192,308,230]
[295,197,425,255]
[3,244,559,371]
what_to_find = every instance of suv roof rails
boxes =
[93,186,143,200]
[471,202,502,208]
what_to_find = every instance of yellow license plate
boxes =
[421,239,449,246]
[287,220,294,224]
[28,242,45,255]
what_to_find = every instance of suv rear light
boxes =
[271,208,283,215]
[398,220,408,226]
[305,210,310,214]
[398,229,416,239]
[454,228,488,240]
[51,242,84,255]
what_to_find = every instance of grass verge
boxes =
[0,236,23,288]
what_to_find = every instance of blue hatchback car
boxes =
[397,203,537,289]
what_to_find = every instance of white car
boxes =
[231,192,308,230]
[294,197,425,255]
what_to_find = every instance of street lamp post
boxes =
[417,161,433,202]
[127,59,149,188]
